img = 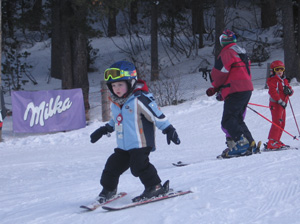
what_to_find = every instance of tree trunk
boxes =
[0,0,2,142]
[170,15,175,47]
[30,0,42,31]
[71,31,90,110]
[215,0,225,59]
[3,0,15,38]
[192,0,205,35]
[60,0,73,89]
[260,0,277,28]
[282,0,300,81]
[297,0,300,55]
[51,0,90,109]
[51,0,62,80]
[198,0,204,48]
[107,6,117,37]
[151,2,159,81]
[130,0,138,25]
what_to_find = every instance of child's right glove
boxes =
[90,124,113,143]
[162,125,181,145]
[206,87,217,96]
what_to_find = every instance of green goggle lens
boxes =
[104,68,136,81]
[104,68,123,81]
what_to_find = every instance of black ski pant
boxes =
[221,91,254,143]
[100,147,161,191]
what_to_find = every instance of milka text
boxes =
[24,95,72,127]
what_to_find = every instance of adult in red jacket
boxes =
[266,60,293,149]
[206,29,257,158]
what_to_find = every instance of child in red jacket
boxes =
[266,60,294,149]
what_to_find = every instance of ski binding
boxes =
[80,192,127,211]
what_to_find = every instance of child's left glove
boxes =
[163,125,181,145]
[283,86,293,96]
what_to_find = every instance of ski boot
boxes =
[248,140,261,154]
[220,135,250,158]
[279,141,290,148]
[266,139,282,150]
[132,180,169,202]
[96,188,117,203]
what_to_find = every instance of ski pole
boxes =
[247,105,299,141]
[289,98,300,136]
[248,102,270,108]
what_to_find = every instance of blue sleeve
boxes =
[139,92,171,131]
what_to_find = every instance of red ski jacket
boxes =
[211,43,253,99]
[267,74,293,104]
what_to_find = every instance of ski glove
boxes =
[163,125,181,145]
[277,99,287,109]
[206,87,217,97]
[90,124,114,143]
[283,86,293,96]
[216,92,224,101]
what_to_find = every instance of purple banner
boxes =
[12,89,86,133]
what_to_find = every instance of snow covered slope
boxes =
[1,84,300,224]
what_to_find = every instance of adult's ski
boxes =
[102,190,192,211]
[262,143,298,152]
[80,192,127,211]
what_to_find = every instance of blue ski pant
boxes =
[221,91,254,143]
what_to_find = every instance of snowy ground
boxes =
[1,79,300,223]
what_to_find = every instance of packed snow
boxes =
[1,27,300,224]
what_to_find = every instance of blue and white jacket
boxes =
[107,80,171,151]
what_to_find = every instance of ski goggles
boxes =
[274,67,285,72]
[104,68,136,81]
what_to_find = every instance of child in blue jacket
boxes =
[90,61,180,203]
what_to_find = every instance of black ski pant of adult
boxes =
[221,91,254,143]
[100,147,161,191]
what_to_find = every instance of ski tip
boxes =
[80,205,95,211]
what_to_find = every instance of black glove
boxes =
[90,124,113,143]
[283,86,293,96]
[162,125,180,145]
[277,99,287,109]
[216,92,224,101]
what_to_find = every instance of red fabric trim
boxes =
[133,79,149,93]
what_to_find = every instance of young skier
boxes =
[266,60,293,149]
[206,29,258,158]
[90,61,180,203]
